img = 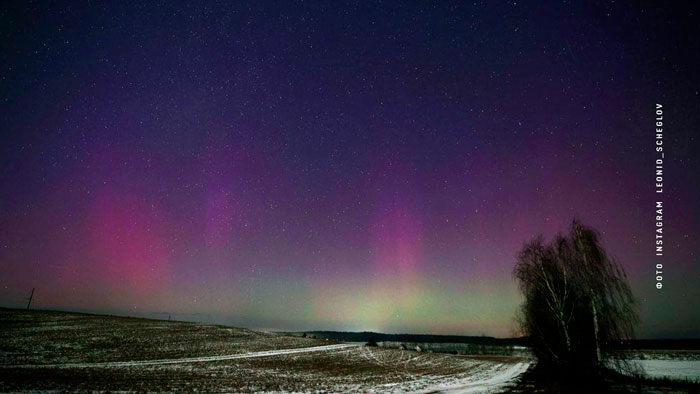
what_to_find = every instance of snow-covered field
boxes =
[633,360,700,382]
[11,343,361,368]
[0,309,531,393]
[611,350,700,382]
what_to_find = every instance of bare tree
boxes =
[569,220,638,369]
[515,235,576,366]
[514,219,638,373]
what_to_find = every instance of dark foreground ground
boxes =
[507,364,700,394]
[0,308,529,393]
[1,308,698,393]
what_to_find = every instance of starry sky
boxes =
[1,1,699,338]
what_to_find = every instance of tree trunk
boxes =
[559,312,571,355]
[591,299,601,364]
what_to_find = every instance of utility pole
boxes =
[26,288,34,310]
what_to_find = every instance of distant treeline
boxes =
[610,338,700,350]
[290,331,700,351]
[290,331,528,347]
[376,341,532,357]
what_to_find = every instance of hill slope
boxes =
[0,308,530,393]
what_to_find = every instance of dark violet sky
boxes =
[1,1,699,338]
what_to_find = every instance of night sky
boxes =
[1,2,699,338]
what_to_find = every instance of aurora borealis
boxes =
[1,2,699,338]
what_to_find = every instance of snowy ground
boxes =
[632,360,700,382]
[411,361,531,393]
[10,343,361,368]
[610,350,700,383]
[0,309,531,393]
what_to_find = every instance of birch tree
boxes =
[514,219,638,371]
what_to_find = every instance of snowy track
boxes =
[5,343,360,369]
[351,347,530,393]
[415,362,531,393]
